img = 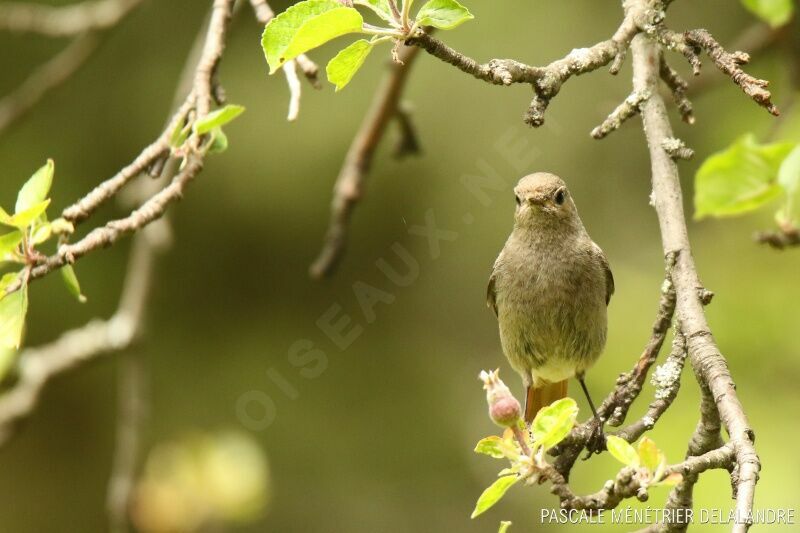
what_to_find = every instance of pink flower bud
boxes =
[479,370,522,427]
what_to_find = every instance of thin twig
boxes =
[309,43,423,279]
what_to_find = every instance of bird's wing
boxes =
[486,270,498,316]
[592,242,615,305]
[487,254,503,316]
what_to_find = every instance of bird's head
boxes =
[512,172,580,230]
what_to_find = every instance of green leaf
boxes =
[194,105,245,135]
[498,521,512,533]
[531,397,578,451]
[0,282,28,349]
[208,128,229,154]
[0,346,17,382]
[61,265,86,303]
[637,437,659,472]
[16,159,54,215]
[777,144,800,220]
[740,0,794,27]
[694,134,795,219]
[0,231,23,260]
[262,0,364,74]
[415,0,473,29]
[0,272,20,293]
[606,435,640,467]
[474,436,506,459]
[471,475,519,519]
[355,0,395,22]
[326,39,373,91]
[30,222,52,246]
[0,200,51,229]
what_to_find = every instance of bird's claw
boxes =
[581,421,607,460]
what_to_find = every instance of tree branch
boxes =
[408,13,639,126]
[309,42,423,279]
[3,0,237,298]
[631,30,759,532]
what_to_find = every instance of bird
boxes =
[487,172,614,430]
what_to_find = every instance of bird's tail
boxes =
[524,380,569,423]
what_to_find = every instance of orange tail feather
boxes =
[524,380,569,423]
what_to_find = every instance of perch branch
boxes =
[309,42,423,279]
[631,31,759,532]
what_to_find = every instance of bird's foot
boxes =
[581,420,607,460]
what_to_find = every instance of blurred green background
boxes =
[0,0,798,531]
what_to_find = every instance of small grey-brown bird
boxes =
[487,172,614,426]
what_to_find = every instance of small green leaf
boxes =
[531,397,578,451]
[0,272,20,293]
[61,265,86,303]
[498,521,512,533]
[16,159,54,215]
[606,435,640,467]
[637,437,659,472]
[0,231,23,260]
[0,200,51,229]
[30,223,52,246]
[415,0,473,29]
[355,0,395,22]
[194,105,245,135]
[740,0,794,27]
[0,282,28,349]
[694,134,795,219]
[474,436,505,459]
[208,128,229,154]
[262,0,364,74]
[326,39,373,91]
[471,475,519,519]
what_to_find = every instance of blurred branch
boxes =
[0,33,98,135]
[0,0,143,37]
[755,223,800,249]
[0,0,146,135]
[309,43,422,279]
[106,351,146,533]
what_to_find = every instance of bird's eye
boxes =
[515,195,521,206]
[554,188,566,206]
